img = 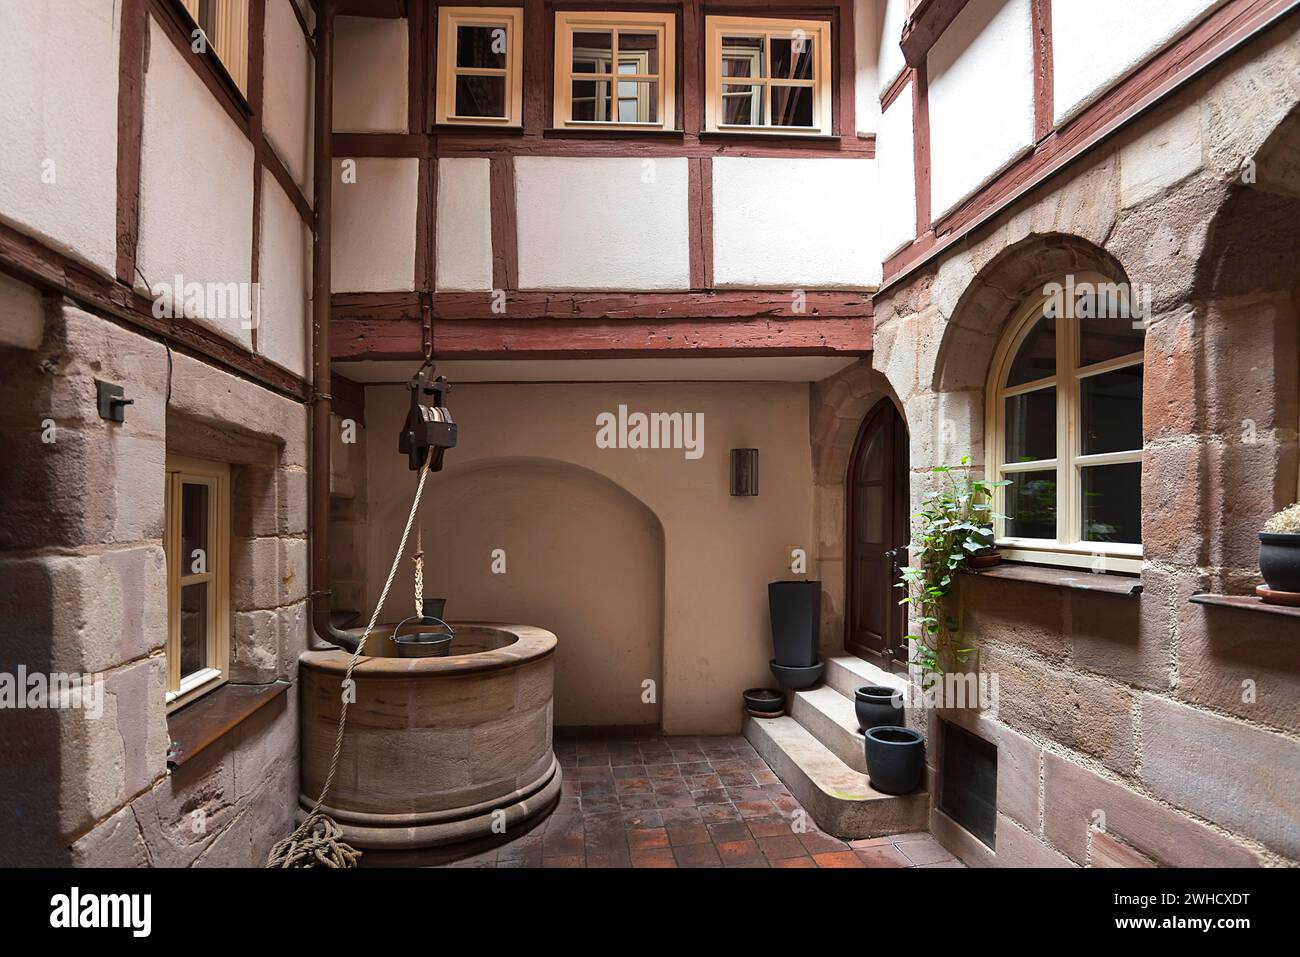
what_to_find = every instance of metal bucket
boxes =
[391,614,455,658]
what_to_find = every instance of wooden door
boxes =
[846,399,909,668]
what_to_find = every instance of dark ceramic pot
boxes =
[743,688,786,717]
[1260,532,1300,594]
[768,581,821,668]
[854,685,903,732]
[864,725,925,795]
[769,659,825,690]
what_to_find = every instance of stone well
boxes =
[298,622,559,864]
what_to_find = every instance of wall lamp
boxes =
[730,448,759,496]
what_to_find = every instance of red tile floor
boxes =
[444,732,963,868]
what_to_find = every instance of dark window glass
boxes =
[770,36,813,79]
[1005,387,1056,464]
[618,33,659,74]
[181,482,208,573]
[180,582,208,678]
[1004,469,1057,540]
[1082,462,1142,544]
[770,86,813,126]
[1081,366,1142,455]
[721,84,763,125]
[1007,316,1055,386]
[722,36,764,77]
[1079,307,1145,367]
[571,31,612,71]
[455,74,507,118]
[457,25,506,68]
[571,80,610,121]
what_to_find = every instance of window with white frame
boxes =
[553,11,676,129]
[436,6,525,126]
[165,456,231,709]
[986,275,1145,573]
[704,15,833,135]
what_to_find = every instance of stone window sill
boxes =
[166,681,289,769]
[964,563,1142,596]
[1189,593,1300,619]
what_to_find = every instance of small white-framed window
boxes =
[164,456,231,710]
[436,6,525,127]
[986,274,1146,574]
[704,15,833,135]
[553,11,676,129]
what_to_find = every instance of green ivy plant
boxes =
[897,457,1011,689]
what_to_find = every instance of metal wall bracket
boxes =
[95,379,133,423]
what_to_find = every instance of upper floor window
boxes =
[165,456,231,709]
[986,275,1145,573]
[704,15,833,135]
[179,0,250,95]
[436,6,525,127]
[553,12,677,129]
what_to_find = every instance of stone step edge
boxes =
[789,684,868,773]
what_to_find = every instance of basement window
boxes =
[164,456,231,710]
[178,0,251,95]
[939,721,997,849]
[704,15,833,135]
[553,12,676,129]
[436,6,525,127]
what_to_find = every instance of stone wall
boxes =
[0,300,308,866]
[811,23,1300,866]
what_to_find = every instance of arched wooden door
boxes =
[846,399,909,668]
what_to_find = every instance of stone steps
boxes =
[789,684,868,773]
[745,714,928,840]
[823,653,908,701]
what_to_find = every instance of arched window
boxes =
[986,273,1145,573]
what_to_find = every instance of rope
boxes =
[266,449,435,868]
[413,525,424,619]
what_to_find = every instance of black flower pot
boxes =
[768,580,821,668]
[743,688,786,718]
[864,726,925,795]
[855,685,903,732]
[769,659,825,690]
[1260,533,1300,594]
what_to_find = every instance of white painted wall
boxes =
[514,157,690,290]
[330,158,418,292]
[333,16,408,133]
[0,272,45,351]
[927,0,1035,221]
[877,88,917,258]
[257,169,311,379]
[436,158,493,291]
[137,17,255,349]
[263,0,314,194]
[855,0,882,134]
[712,158,880,290]
[1053,0,1220,126]
[0,0,120,275]
[877,0,908,96]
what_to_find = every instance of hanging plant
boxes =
[897,457,1011,690]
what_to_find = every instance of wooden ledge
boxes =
[166,681,290,769]
[965,563,1142,596]
[1189,593,1300,619]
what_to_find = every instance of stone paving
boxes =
[444,731,963,868]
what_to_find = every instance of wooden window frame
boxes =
[164,456,232,711]
[985,274,1145,574]
[704,14,833,136]
[435,5,526,128]
[552,11,677,131]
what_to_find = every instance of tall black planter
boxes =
[768,581,823,689]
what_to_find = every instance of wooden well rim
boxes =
[300,621,557,679]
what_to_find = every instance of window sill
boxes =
[1189,593,1300,619]
[964,562,1142,596]
[543,127,685,139]
[166,681,290,769]
[700,130,842,145]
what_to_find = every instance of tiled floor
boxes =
[444,732,963,868]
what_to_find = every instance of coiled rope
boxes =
[266,450,434,868]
